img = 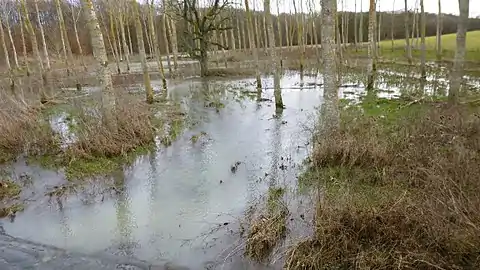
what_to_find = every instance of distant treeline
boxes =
[0,0,479,61]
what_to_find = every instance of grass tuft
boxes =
[287,99,480,269]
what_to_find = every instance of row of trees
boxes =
[0,0,472,130]
[1,0,479,61]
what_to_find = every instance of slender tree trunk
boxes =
[366,0,376,92]
[0,16,11,70]
[133,0,155,102]
[54,0,70,76]
[18,4,30,76]
[449,0,469,104]
[229,22,236,51]
[34,0,50,70]
[20,0,50,101]
[147,0,167,92]
[81,0,116,129]
[0,16,15,92]
[420,0,426,79]
[161,11,172,74]
[436,0,442,61]
[276,1,282,48]
[359,0,363,43]
[377,9,382,54]
[321,0,339,133]
[4,18,19,68]
[391,0,395,52]
[245,0,261,92]
[126,21,134,55]
[71,4,87,71]
[264,0,283,110]
[108,8,121,74]
[404,0,412,64]
[119,11,131,72]
[284,14,290,48]
[354,0,358,50]
[167,16,179,72]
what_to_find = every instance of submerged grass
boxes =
[287,98,480,269]
[245,186,288,262]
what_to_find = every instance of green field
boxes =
[353,30,480,62]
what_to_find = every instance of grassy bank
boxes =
[285,97,480,269]
[349,30,480,62]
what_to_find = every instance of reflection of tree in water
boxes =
[269,112,283,188]
[113,169,136,256]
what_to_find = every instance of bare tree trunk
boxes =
[81,0,116,129]
[354,0,358,50]
[264,0,283,110]
[366,0,376,92]
[436,0,442,61]
[133,0,155,102]
[0,16,11,70]
[119,11,130,72]
[126,20,133,55]
[71,4,87,71]
[420,0,426,79]
[54,0,70,76]
[321,0,339,133]
[404,0,412,64]
[166,15,179,72]
[377,5,382,54]
[20,0,50,101]
[4,18,19,68]
[108,7,121,74]
[18,3,30,76]
[147,0,167,92]
[0,15,15,91]
[293,0,304,73]
[161,11,172,74]
[284,14,290,48]
[359,0,363,43]
[391,0,395,52]
[245,0,261,92]
[448,0,469,104]
[34,0,50,70]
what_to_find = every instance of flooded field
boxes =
[1,67,479,269]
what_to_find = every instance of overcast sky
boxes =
[242,0,480,18]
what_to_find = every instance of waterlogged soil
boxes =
[1,68,478,269]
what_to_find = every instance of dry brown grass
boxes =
[286,101,480,269]
[64,95,155,161]
[0,93,55,162]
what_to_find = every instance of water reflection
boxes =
[4,69,472,268]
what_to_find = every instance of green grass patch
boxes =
[350,30,480,62]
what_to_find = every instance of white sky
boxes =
[239,0,480,18]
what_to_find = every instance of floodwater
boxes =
[1,69,473,269]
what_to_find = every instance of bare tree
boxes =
[54,0,71,75]
[420,0,426,79]
[366,0,376,92]
[244,0,261,92]
[132,0,155,103]
[171,0,232,77]
[404,0,412,64]
[34,0,50,70]
[147,0,167,91]
[449,0,469,104]
[436,0,442,61]
[0,16,10,71]
[321,0,339,133]
[264,0,283,110]
[81,0,116,129]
